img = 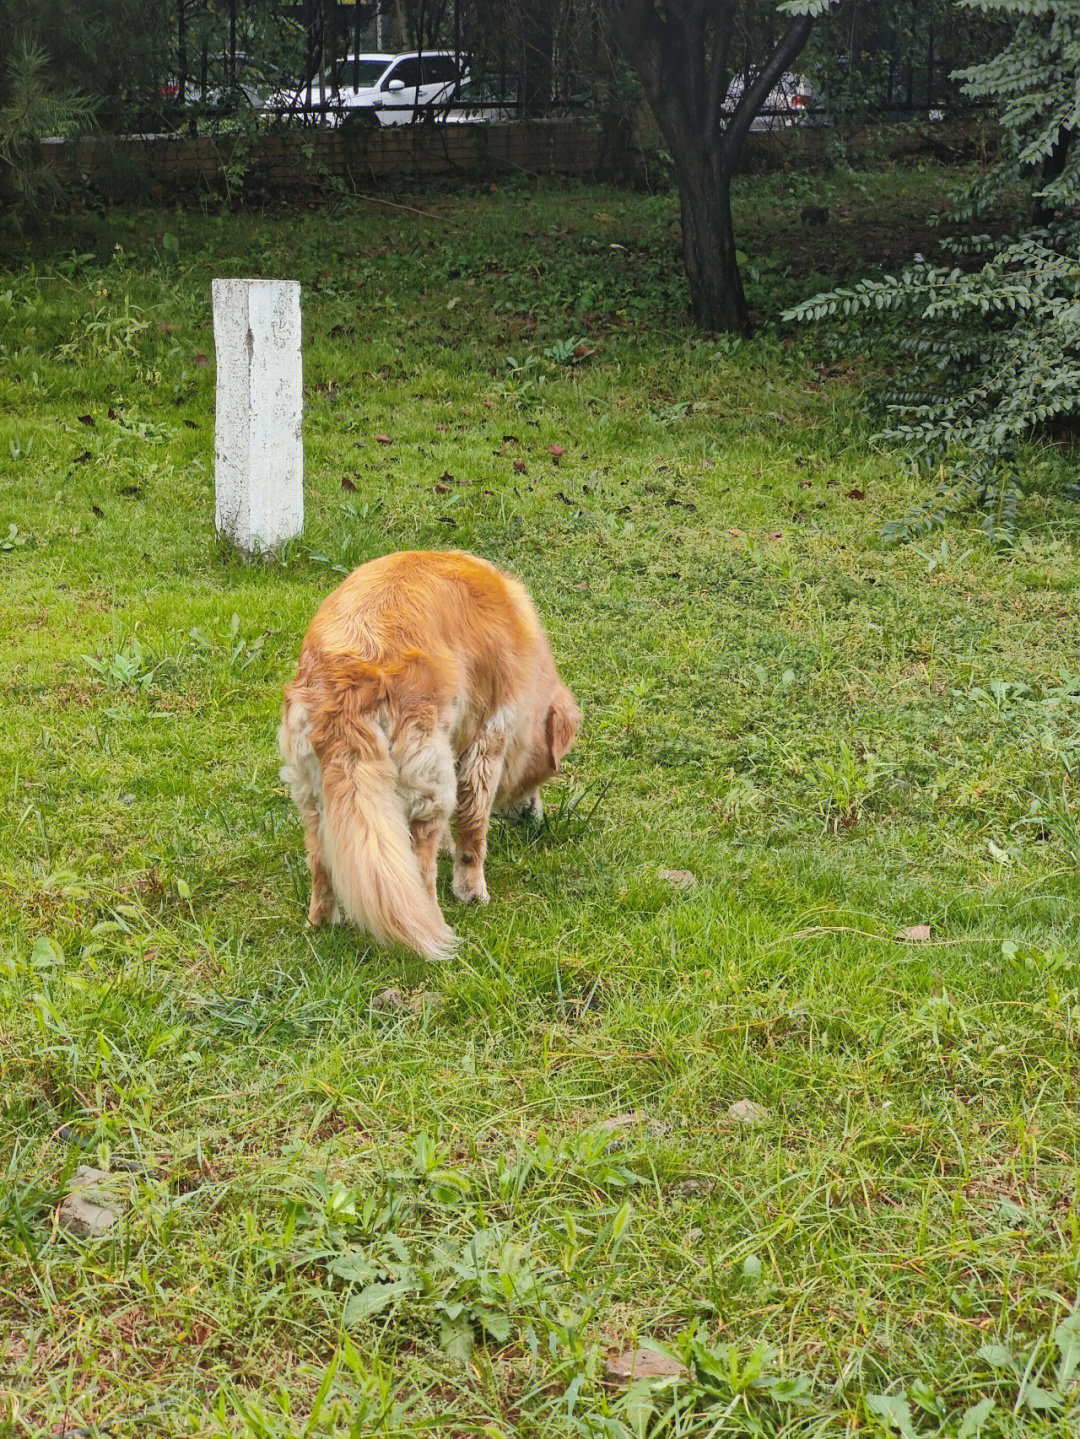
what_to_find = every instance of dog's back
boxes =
[294,550,543,700]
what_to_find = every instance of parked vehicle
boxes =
[722,71,817,130]
[270,51,468,126]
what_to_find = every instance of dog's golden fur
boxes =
[278,550,580,959]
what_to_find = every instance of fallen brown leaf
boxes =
[896,924,932,943]
[604,1348,687,1385]
[658,867,697,890]
[727,1098,769,1124]
[597,1112,667,1135]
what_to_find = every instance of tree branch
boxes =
[719,12,815,168]
[704,1,736,145]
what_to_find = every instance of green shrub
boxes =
[785,0,1080,539]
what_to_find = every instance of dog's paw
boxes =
[506,791,544,825]
[308,900,343,927]
[452,869,490,905]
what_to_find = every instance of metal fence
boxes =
[144,0,1001,138]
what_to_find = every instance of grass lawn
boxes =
[3,165,1080,1438]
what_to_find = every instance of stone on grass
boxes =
[658,868,697,890]
[604,1347,688,1385]
[58,1166,127,1238]
[727,1099,769,1126]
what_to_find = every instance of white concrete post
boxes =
[212,278,303,554]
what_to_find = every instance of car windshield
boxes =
[315,58,389,87]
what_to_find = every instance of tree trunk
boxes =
[676,150,747,332]
[600,1,818,332]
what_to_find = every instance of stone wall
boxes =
[40,119,632,203]
[39,114,992,206]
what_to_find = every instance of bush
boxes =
[785,0,1080,539]
[0,39,94,230]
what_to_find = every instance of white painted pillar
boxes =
[212,278,303,554]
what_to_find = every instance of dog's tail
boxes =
[284,675,456,962]
[320,733,455,961]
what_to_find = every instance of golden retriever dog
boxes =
[278,550,580,960]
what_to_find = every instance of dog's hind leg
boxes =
[410,816,448,903]
[453,718,508,905]
[301,799,337,926]
[280,701,337,926]
[395,724,456,911]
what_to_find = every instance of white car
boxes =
[271,51,468,126]
[723,71,816,131]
